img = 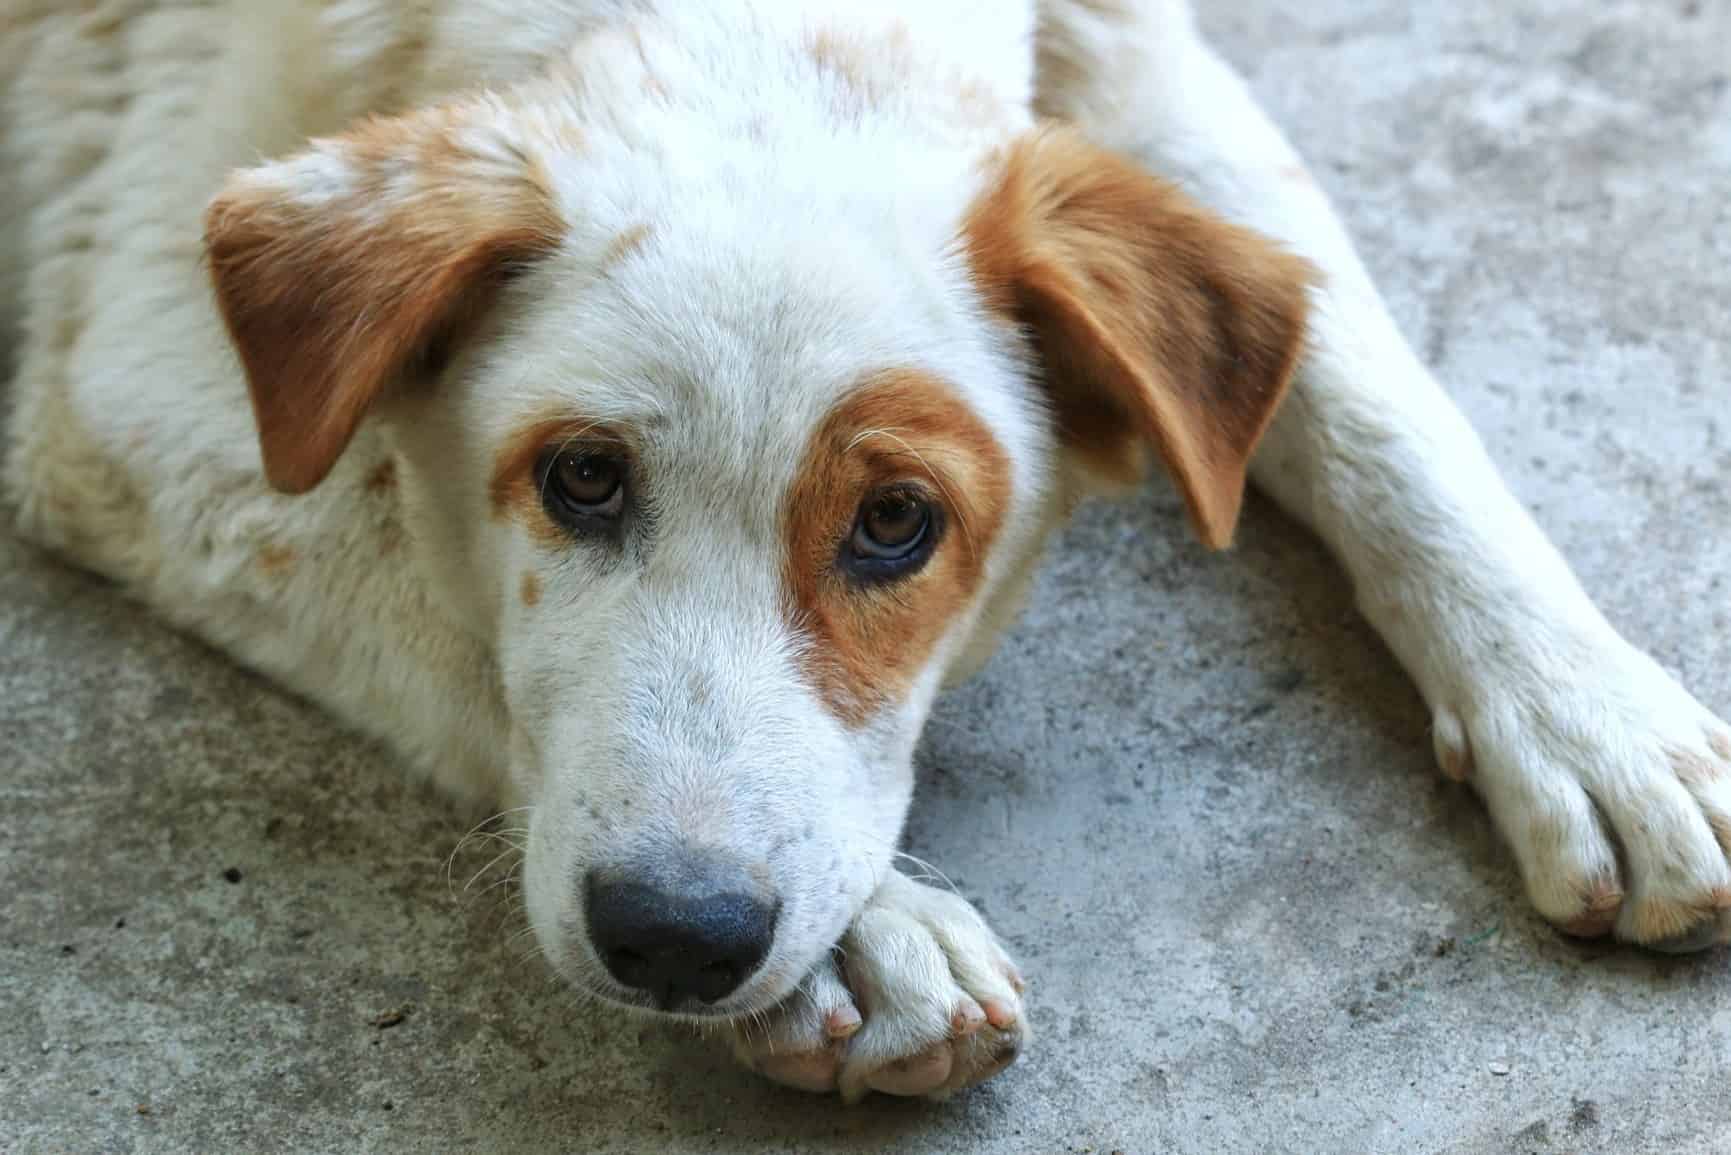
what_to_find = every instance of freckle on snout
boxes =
[365,459,397,494]
[520,572,541,608]
[257,544,297,576]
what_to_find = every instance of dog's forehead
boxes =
[497,176,999,493]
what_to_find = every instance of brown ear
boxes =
[964,127,1315,549]
[205,100,566,493]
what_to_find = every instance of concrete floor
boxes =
[5,1,1731,1151]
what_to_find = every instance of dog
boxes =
[5,0,1729,1103]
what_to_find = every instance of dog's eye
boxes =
[540,449,626,526]
[857,491,930,556]
[843,488,939,581]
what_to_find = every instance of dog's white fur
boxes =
[6,0,1730,1102]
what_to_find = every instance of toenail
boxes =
[1648,921,1725,955]
[981,999,1018,1029]
[825,1006,862,1039]
[1627,889,1731,947]
[1670,748,1725,786]
[951,999,986,1036]
[1559,874,1623,939]
[1561,909,1618,938]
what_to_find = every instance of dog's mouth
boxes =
[605,989,744,1019]
[584,975,789,1024]
[557,932,809,1024]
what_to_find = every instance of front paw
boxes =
[729,871,1027,1102]
[1432,634,1731,951]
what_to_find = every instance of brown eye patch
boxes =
[783,369,1012,727]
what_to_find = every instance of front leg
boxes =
[1039,0,1731,948]
[729,870,1027,1102]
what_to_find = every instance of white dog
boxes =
[6,0,1729,1102]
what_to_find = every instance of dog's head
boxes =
[203,17,1310,1019]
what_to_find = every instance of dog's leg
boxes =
[1038,0,1731,949]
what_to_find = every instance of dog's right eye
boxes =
[539,448,627,529]
[840,486,941,584]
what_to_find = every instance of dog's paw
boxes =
[1433,633,1731,951]
[729,870,1027,1102]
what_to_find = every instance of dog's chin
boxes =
[569,955,812,1025]
[596,990,748,1022]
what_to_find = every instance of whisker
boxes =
[463,845,524,895]
[444,808,533,892]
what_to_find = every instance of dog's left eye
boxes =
[540,448,627,527]
[842,487,939,582]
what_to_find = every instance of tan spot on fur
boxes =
[962,127,1314,548]
[377,517,406,556]
[1671,747,1725,787]
[77,5,127,37]
[1711,815,1731,857]
[625,25,669,98]
[1626,888,1731,945]
[520,572,542,608]
[257,544,298,576]
[953,77,1007,130]
[50,313,82,354]
[600,224,652,272]
[205,97,568,495]
[808,29,870,93]
[1710,731,1731,761]
[784,369,1011,727]
[366,459,398,494]
[805,21,914,115]
[490,415,631,549]
[1559,873,1623,938]
[1030,0,1135,120]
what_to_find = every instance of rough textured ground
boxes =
[4,1,1730,1151]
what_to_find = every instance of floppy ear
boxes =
[204,99,567,494]
[964,127,1315,549]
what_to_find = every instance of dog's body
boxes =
[6,0,1729,1101]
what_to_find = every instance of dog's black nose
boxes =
[584,859,778,1008]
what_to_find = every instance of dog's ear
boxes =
[964,127,1314,549]
[204,99,567,494]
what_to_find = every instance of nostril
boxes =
[692,960,740,1005]
[584,865,779,1008]
[606,947,653,989]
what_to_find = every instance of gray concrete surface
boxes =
[5,1,1730,1151]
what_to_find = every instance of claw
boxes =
[824,1005,862,1039]
[951,997,987,1036]
[980,998,1018,1030]
[1649,918,1727,955]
